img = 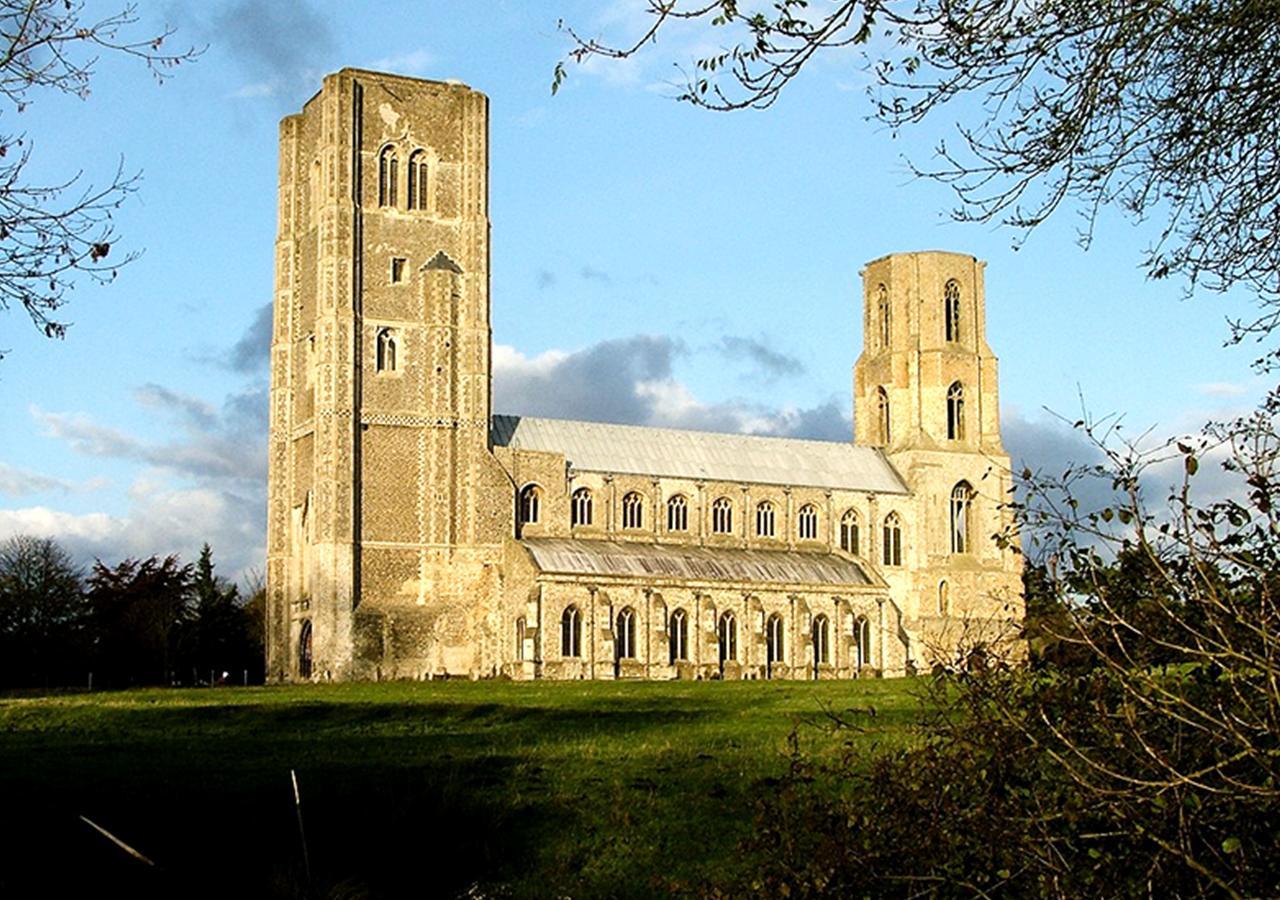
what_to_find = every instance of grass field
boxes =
[0,678,926,898]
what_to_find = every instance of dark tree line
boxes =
[0,536,263,689]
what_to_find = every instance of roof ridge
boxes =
[491,412,866,450]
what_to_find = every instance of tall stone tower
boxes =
[852,251,1023,664]
[266,70,511,682]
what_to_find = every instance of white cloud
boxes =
[366,48,435,76]
[1195,381,1249,397]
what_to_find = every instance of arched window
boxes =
[944,279,961,343]
[853,616,871,669]
[797,504,818,541]
[947,381,965,441]
[755,501,776,538]
[718,610,737,663]
[877,284,891,350]
[572,488,593,527]
[616,607,637,659]
[877,387,890,445]
[378,145,398,208]
[297,619,313,680]
[951,482,974,554]
[840,509,859,555]
[407,150,428,211]
[882,512,902,566]
[666,495,688,532]
[938,580,950,616]
[813,614,830,667]
[712,497,733,534]
[669,608,688,663]
[766,614,784,670]
[622,492,644,529]
[561,605,581,658]
[515,617,527,661]
[518,484,541,526]
[376,327,398,373]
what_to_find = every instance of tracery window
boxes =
[378,145,398,208]
[882,512,903,566]
[944,279,961,343]
[712,497,733,534]
[666,495,688,532]
[756,501,776,538]
[951,482,974,554]
[518,484,541,526]
[853,616,871,668]
[561,605,581,658]
[813,614,830,666]
[797,504,818,541]
[376,327,398,373]
[407,150,428,211]
[840,509,859,555]
[622,492,644,529]
[669,609,688,662]
[718,610,737,663]
[877,387,890,445]
[766,614,784,668]
[616,607,637,659]
[572,488,593,527]
[947,381,965,441]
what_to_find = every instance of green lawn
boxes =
[0,679,926,899]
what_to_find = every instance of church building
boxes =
[265,69,1024,682]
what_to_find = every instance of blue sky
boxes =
[0,0,1265,581]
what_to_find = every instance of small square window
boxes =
[390,257,407,283]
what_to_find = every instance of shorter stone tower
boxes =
[853,251,1023,664]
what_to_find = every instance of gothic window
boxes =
[877,284,890,350]
[877,387,890,445]
[882,512,902,566]
[669,608,688,662]
[944,279,961,343]
[947,381,965,440]
[853,616,871,668]
[616,607,637,659]
[572,488,593,527]
[515,617,527,661]
[938,580,950,616]
[407,150,428,211]
[951,482,974,554]
[797,504,818,541]
[840,509,860,555]
[378,145,398,208]
[718,610,737,663]
[297,619,313,680]
[813,614,830,667]
[622,492,644,529]
[712,497,733,534]
[666,495,688,532]
[376,327,398,373]
[766,614,784,668]
[756,501,776,538]
[518,484,541,526]
[561,605,582,657]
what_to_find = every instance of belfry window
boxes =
[666,495,688,532]
[947,381,965,441]
[561,605,581,658]
[813,614,830,667]
[797,504,818,541]
[756,501,776,538]
[376,327,398,373]
[712,497,733,534]
[378,145,398,208]
[622,492,644,529]
[669,609,688,662]
[877,387,890,445]
[882,512,903,566]
[572,488,593,527]
[945,279,961,343]
[951,482,974,554]
[877,284,891,350]
[518,484,541,526]
[840,509,859,555]
[407,150,428,211]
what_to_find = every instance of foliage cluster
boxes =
[0,537,263,688]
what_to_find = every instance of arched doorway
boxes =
[298,620,313,680]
